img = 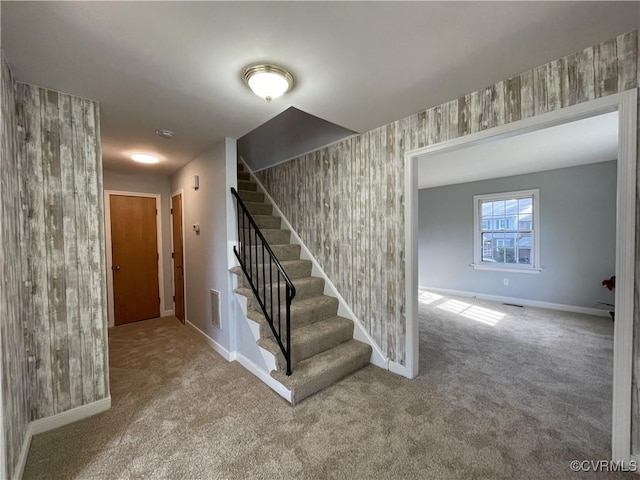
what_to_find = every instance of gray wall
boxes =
[103,170,173,311]
[418,161,617,308]
[1,51,29,480]
[170,139,237,353]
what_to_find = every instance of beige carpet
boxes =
[23,293,630,479]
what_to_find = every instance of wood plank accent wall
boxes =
[1,52,30,480]
[257,32,638,369]
[15,82,109,421]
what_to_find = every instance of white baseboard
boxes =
[235,353,292,403]
[186,319,236,362]
[31,397,111,435]
[14,397,111,480]
[420,286,613,318]
[388,361,413,378]
[162,309,175,317]
[241,157,390,372]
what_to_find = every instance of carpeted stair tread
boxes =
[241,228,290,245]
[240,243,300,262]
[243,201,272,216]
[234,276,325,308]
[272,340,372,405]
[245,295,339,336]
[250,214,281,229]
[238,170,250,181]
[230,259,311,282]
[239,190,264,203]
[258,316,354,370]
[238,179,257,191]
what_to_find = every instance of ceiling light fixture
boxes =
[155,129,174,139]
[242,64,294,103]
[131,153,159,164]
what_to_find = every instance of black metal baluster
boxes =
[269,255,273,326]
[285,286,292,375]
[248,220,252,283]
[242,210,246,266]
[277,271,281,340]
[262,243,266,320]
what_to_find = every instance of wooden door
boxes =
[110,195,160,325]
[172,193,185,323]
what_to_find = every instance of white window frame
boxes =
[472,188,541,274]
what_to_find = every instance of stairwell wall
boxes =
[256,31,639,369]
[170,139,238,356]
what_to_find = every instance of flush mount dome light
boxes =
[131,153,159,164]
[243,64,294,102]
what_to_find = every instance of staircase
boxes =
[231,162,372,405]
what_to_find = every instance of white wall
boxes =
[418,161,617,309]
[170,139,238,353]
[103,170,173,311]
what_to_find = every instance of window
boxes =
[473,189,540,273]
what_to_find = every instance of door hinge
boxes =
[157,253,159,260]
[171,252,174,258]
[156,209,158,215]
[171,208,173,214]
[173,295,176,302]
[158,297,161,305]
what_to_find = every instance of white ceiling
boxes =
[417,111,619,189]
[1,2,637,175]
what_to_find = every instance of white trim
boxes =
[405,89,637,463]
[30,397,111,435]
[185,319,235,362]
[170,189,187,322]
[235,353,292,403]
[239,157,389,371]
[12,397,111,479]
[12,423,32,480]
[104,190,165,328]
[421,286,613,318]
[473,188,540,271]
[469,264,542,274]
[251,134,360,174]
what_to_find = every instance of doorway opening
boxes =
[104,191,165,327]
[171,190,186,324]
[404,90,637,462]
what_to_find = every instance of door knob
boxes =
[176,265,183,270]
[112,265,120,271]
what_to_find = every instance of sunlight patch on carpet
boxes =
[437,299,505,326]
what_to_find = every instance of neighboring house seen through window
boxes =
[473,189,541,274]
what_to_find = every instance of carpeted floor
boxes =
[23,292,630,479]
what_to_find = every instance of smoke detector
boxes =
[155,129,174,139]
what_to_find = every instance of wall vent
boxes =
[210,289,221,328]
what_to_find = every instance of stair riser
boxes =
[289,348,370,405]
[241,228,290,245]
[240,244,300,263]
[237,163,244,172]
[246,278,325,310]
[271,323,354,371]
[244,202,272,215]
[238,180,257,191]
[238,171,250,181]
[250,215,281,229]
[239,191,264,203]
[258,298,339,338]
[236,262,312,289]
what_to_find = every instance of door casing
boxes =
[171,190,186,323]
[104,190,165,328]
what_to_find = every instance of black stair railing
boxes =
[231,187,296,375]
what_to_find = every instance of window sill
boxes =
[470,264,542,274]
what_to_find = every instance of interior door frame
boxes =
[404,89,637,463]
[104,190,165,328]
[170,189,187,323]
